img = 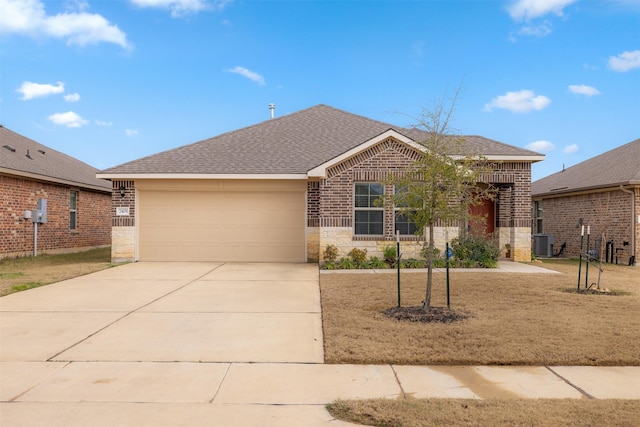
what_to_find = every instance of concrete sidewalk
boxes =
[1,262,638,426]
[2,362,639,426]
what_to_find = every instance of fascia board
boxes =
[532,182,639,198]
[307,129,420,178]
[1,167,111,193]
[96,173,308,180]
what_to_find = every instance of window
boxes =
[394,186,418,235]
[354,183,383,235]
[70,190,78,230]
[395,212,418,235]
[535,201,542,233]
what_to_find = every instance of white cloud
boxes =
[563,144,579,154]
[125,129,139,136]
[48,111,88,127]
[64,92,81,102]
[0,0,130,49]
[129,0,232,17]
[64,0,89,12]
[507,0,577,21]
[95,120,112,126]
[608,50,640,72]
[568,84,600,96]
[227,66,266,86]
[526,140,555,152]
[517,21,552,37]
[483,90,551,113]
[16,81,65,100]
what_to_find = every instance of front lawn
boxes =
[320,259,640,366]
[322,259,640,426]
[0,247,117,296]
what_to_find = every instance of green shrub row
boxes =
[321,234,500,270]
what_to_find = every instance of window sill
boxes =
[353,235,422,241]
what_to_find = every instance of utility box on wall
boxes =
[32,198,47,223]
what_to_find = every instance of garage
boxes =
[136,179,306,262]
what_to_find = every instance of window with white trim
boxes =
[394,185,418,235]
[70,190,78,230]
[535,201,543,233]
[354,183,384,235]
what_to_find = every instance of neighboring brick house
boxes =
[0,126,111,258]
[98,105,543,263]
[531,138,639,266]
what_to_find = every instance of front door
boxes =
[468,198,495,235]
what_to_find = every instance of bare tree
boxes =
[389,89,496,311]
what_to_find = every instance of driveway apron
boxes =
[1,262,323,364]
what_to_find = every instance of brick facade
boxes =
[109,140,536,264]
[309,137,534,262]
[1,175,111,258]
[533,187,639,266]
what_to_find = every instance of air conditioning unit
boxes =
[533,233,555,258]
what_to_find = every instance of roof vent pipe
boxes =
[269,103,275,119]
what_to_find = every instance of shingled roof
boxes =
[532,138,640,197]
[0,126,111,192]
[99,104,542,176]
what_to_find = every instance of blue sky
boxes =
[1,0,639,180]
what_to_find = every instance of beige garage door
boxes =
[137,179,306,262]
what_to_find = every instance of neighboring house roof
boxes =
[532,138,640,197]
[98,104,543,178]
[0,125,111,192]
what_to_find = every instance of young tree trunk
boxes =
[423,222,434,311]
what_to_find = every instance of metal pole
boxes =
[396,231,401,308]
[34,221,38,257]
[577,225,584,291]
[446,240,451,309]
[585,225,591,289]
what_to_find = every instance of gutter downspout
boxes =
[620,185,636,266]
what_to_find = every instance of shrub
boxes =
[432,258,446,268]
[322,261,338,270]
[383,245,398,268]
[451,234,500,268]
[323,244,339,263]
[348,248,368,268]
[405,258,426,268]
[338,257,355,269]
[368,256,387,269]
[420,245,441,260]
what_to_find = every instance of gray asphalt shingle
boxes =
[532,138,640,196]
[1,126,111,191]
[100,105,542,175]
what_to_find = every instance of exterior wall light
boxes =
[119,185,126,197]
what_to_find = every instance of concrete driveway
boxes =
[2,262,639,426]
[0,262,323,364]
[1,262,356,426]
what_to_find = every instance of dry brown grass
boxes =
[327,397,640,427]
[321,259,640,365]
[0,247,116,296]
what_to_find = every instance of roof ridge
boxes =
[99,104,542,176]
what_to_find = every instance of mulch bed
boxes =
[382,305,469,323]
